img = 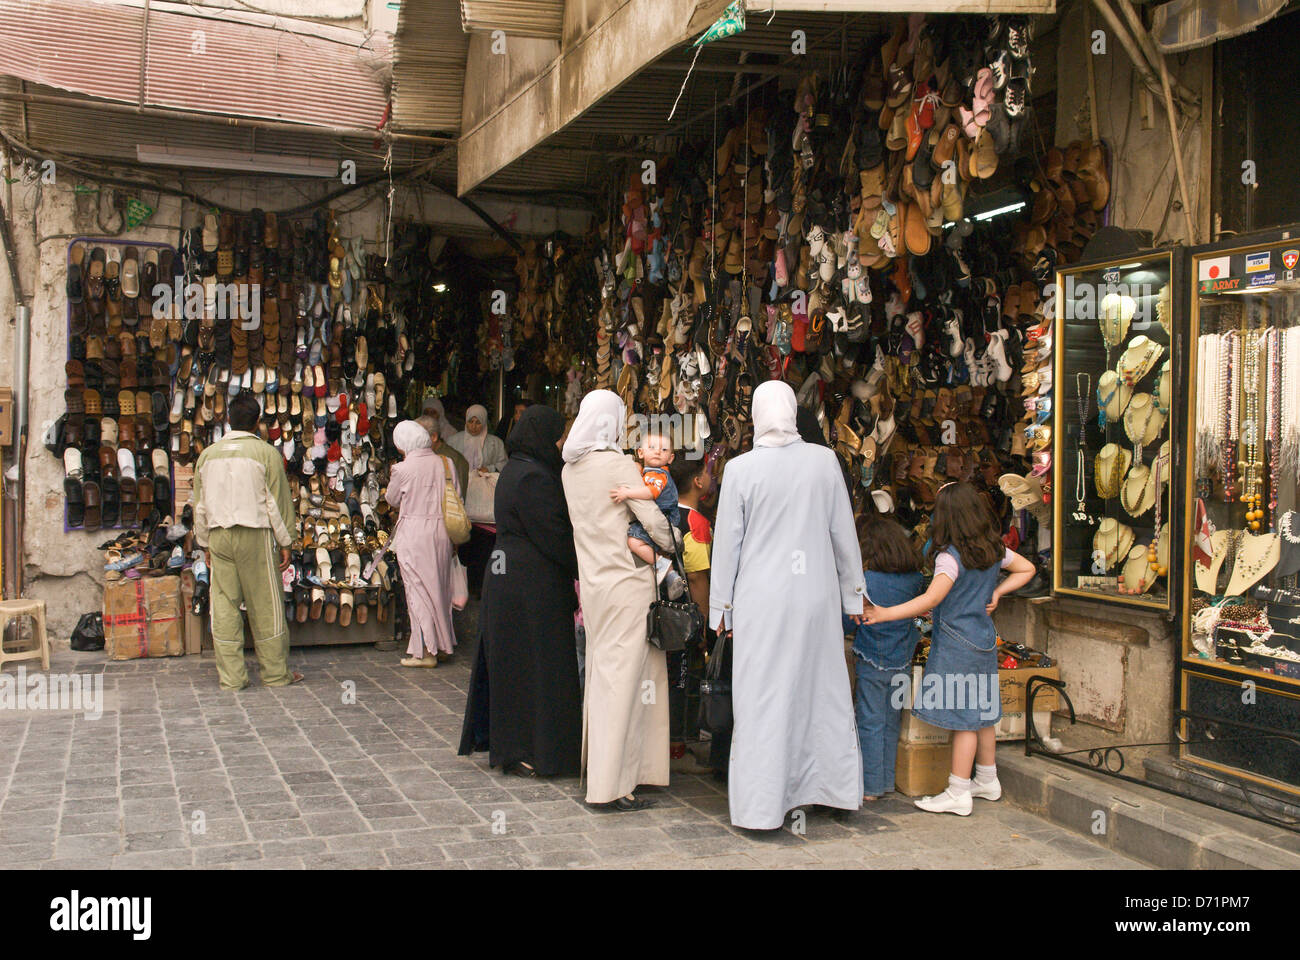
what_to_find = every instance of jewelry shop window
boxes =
[1052,251,1176,609]
[1186,239,1300,680]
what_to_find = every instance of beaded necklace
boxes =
[1239,329,1263,528]
[1074,372,1093,523]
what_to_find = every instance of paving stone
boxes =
[3,644,1161,870]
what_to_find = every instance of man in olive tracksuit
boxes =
[193,393,300,690]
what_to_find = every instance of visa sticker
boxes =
[1245,251,1271,273]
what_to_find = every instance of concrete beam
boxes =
[456,0,731,196]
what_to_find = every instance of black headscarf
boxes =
[795,405,828,447]
[506,405,566,474]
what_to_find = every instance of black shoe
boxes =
[1009,566,1049,599]
[590,795,658,813]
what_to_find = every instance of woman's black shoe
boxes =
[611,795,656,812]
[504,761,538,779]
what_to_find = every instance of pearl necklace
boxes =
[1281,510,1300,545]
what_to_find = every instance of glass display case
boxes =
[1052,250,1179,610]
[1183,234,1300,682]
[1179,227,1300,797]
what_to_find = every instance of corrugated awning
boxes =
[459,0,565,39]
[0,0,391,132]
[391,0,467,134]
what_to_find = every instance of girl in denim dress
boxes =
[862,483,1034,816]
[844,514,924,801]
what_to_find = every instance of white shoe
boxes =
[970,777,1002,801]
[914,788,972,816]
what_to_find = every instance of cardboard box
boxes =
[898,663,1058,741]
[0,386,12,446]
[994,710,1054,741]
[899,708,952,744]
[103,576,184,659]
[895,740,952,797]
[999,664,1060,713]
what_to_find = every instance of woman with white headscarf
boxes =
[386,420,459,668]
[447,404,508,473]
[448,403,509,597]
[710,380,868,829]
[561,390,675,811]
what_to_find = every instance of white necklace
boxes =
[1281,511,1300,545]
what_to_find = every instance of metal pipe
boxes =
[1115,0,1199,108]
[0,90,451,145]
[13,302,30,595]
[1086,0,1169,106]
[1158,54,1198,244]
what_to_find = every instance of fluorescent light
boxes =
[971,201,1027,222]
[136,144,338,177]
[432,283,448,293]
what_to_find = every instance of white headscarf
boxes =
[393,420,432,455]
[562,389,625,463]
[421,396,447,436]
[461,403,489,470]
[752,380,803,448]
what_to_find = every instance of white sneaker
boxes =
[914,788,972,816]
[970,777,1002,801]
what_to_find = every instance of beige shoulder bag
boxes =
[441,455,472,545]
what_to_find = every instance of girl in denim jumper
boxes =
[863,483,1034,816]
[843,514,924,801]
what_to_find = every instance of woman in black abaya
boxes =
[458,405,581,777]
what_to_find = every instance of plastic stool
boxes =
[0,599,51,671]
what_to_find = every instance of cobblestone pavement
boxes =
[0,642,1145,870]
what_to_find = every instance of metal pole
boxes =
[13,302,30,596]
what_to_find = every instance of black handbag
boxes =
[646,532,705,653]
[700,628,732,734]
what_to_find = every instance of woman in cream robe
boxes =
[561,390,675,809]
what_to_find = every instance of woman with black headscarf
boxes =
[458,405,582,777]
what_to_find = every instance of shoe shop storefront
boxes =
[2,0,1298,817]
[0,0,590,655]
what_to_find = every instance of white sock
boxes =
[947,774,971,796]
[974,763,998,784]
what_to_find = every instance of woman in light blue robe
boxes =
[709,380,869,830]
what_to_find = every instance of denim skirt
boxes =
[911,621,1002,731]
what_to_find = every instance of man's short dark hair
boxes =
[228,393,261,432]
[670,454,706,491]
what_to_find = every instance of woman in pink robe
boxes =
[386,420,459,667]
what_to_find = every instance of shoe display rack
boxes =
[62,237,179,534]
[56,208,470,640]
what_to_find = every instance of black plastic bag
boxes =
[70,612,104,651]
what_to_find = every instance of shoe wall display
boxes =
[1051,250,1180,610]
[61,238,180,534]
[546,13,1105,575]
[54,208,470,632]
